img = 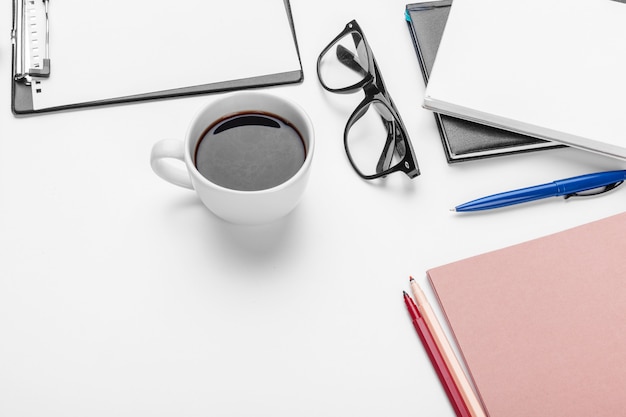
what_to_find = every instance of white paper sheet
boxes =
[31,0,301,110]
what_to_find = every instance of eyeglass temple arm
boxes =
[375,120,400,173]
[375,117,407,177]
[336,45,369,76]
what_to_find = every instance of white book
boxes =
[423,0,626,160]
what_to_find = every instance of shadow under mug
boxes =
[150,92,315,224]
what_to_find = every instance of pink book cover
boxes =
[427,212,626,417]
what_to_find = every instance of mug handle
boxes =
[150,139,194,190]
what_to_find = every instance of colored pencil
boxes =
[403,291,471,417]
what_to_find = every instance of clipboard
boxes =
[11,0,303,115]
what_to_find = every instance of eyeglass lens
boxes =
[347,100,407,177]
[318,30,370,91]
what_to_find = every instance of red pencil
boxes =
[403,291,471,417]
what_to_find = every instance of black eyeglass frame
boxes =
[317,20,420,180]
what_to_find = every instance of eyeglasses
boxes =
[317,20,420,180]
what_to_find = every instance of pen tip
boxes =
[409,276,415,282]
[450,208,457,212]
[403,291,409,297]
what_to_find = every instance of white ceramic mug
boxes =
[150,92,315,224]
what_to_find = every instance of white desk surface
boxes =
[1,1,624,416]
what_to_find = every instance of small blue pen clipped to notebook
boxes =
[453,170,626,212]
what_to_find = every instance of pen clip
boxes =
[564,181,624,199]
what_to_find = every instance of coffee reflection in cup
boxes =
[194,112,306,192]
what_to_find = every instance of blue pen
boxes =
[453,170,626,212]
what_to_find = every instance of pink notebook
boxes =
[427,212,626,417]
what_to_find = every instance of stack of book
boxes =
[406,0,626,162]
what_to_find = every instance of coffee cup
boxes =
[150,92,314,224]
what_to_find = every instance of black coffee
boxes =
[194,112,306,191]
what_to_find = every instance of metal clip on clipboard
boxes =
[12,0,51,85]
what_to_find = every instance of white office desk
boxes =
[1,1,624,416]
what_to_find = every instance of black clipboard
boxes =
[11,0,303,115]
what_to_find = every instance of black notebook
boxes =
[405,1,563,163]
